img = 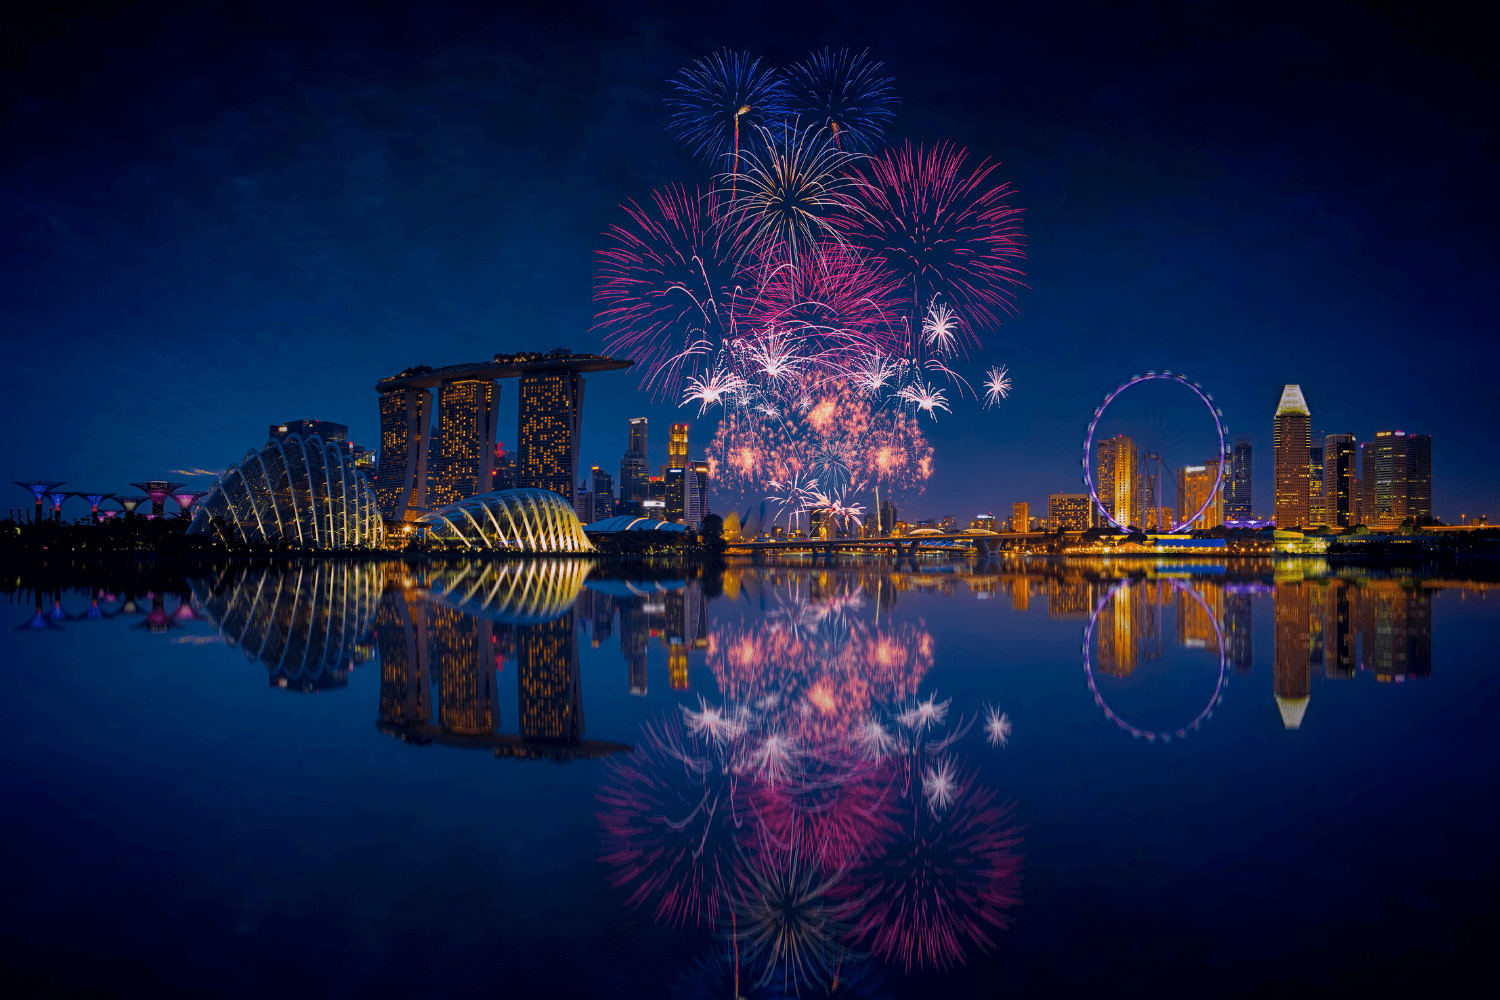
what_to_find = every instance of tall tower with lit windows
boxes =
[518,368,585,502]
[1273,385,1311,528]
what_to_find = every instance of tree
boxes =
[700,512,727,554]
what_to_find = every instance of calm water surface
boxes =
[3,559,1497,997]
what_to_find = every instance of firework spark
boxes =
[785,47,897,152]
[922,759,958,813]
[984,704,1012,748]
[728,849,856,994]
[921,300,961,356]
[683,368,748,414]
[897,692,951,733]
[684,697,748,744]
[983,365,1013,408]
[850,718,902,763]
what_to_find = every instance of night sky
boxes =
[4,1,1495,521]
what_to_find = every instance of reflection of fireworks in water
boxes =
[784,47,897,153]
[729,848,856,995]
[840,765,1023,971]
[752,751,899,876]
[597,716,748,928]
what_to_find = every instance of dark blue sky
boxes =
[4,1,1495,521]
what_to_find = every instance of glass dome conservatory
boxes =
[187,433,385,548]
[416,489,594,552]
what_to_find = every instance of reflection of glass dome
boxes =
[189,562,383,691]
[417,489,593,552]
[187,434,384,548]
[425,560,591,623]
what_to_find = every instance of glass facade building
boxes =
[1049,493,1095,531]
[189,433,386,548]
[1360,431,1432,527]
[1323,433,1356,527]
[1273,385,1311,528]
[415,488,594,552]
[1225,437,1253,519]
[1095,435,1137,527]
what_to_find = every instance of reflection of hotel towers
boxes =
[1046,577,1094,620]
[1224,591,1253,674]
[1176,581,1222,649]
[1096,581,1172,679]
[590,581,707,694]
[1008,577,1032,612]
[518,612,582,740]
[1274,583,1312,729]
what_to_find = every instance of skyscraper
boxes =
[665,466,686,523]
[1095,435,1137,527]
[375,388,433,519]
[1361,431,1433,528]
[878,499,898,535]
[621,418,648,504]
[689,460,710,527]
[1273,385,1311,528]
[1175,460,1223,529]
[591,466,615,520]
[1308,432,1326,526]
[669,422,689,468]
[518,367,584,502]
[427,380,501,508]
[1323,433,1357,527]
[1225,437,1253,519]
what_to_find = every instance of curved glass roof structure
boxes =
[583,515,690,534]
[189,562,382,691]
[187,433,385,549]
[417,489,593,552]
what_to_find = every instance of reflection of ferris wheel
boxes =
[1082,372,1228,532]
[1081,579,1228,742]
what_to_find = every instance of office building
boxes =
[1095,435,1138,527]
[492,445,516,491]
[665,467,686,522]
[1273,385,1312,528]
[427,380,501,508]
[1175,459,1223,530]
[669,422,689,468]
[1012,501,1029,533]
[1360,431,1433,528]
[1323,433,1357,527]
[878,499,898,535]
[629,417,648,456]
[574,486,595,525]
[621,417,649,504]
[1049,493,1094,531]
[590,467,615,520]
[1225,437,1253,519]
[689,460,710,527]
[1308,432,1325,526]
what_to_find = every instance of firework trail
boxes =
[983,365,1013,408]
[897,380,952,418]
[785,47,897,152]
[837,764,1024,971]
[595,184,752,396]
[667,49,790,173]
[725,121,868,263]
[846,141,1027,341]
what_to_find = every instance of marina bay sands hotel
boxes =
[373,349,632,522]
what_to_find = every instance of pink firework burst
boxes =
[838,765,1024,971]
[846,141,1027,341]
[596,715,751,928]
[594,184,754,396]
[750,750,901,876]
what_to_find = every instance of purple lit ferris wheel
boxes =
[1082,371,1228,533]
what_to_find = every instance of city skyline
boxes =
[3,5,1492,526]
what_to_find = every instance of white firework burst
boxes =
[682,696,746,743]
[984,704,1012,748]
[897,380,951,418]
[896,692,951,733]
[849,717,901,762]
[921,299,961,356]
[682,369,748,414]
[922,758,958,813]
[740,731,798,786]
[983,365,1012,408]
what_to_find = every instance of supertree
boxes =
[836,761,1024,971]
[845,141,1026,347]
[785,48,897,152]
[667,49,790,184]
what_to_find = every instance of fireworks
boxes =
[839,768,1024,971]
[785,47,897,152]
[850,718,902,763]
[983,364,1012,408]
[896,692,951,733]
[921,299,961,356]
[897,380,952,418]
[921,758,958,813]
[728,849,856,994]
[807,487,866,535]
[984,704,1012,747]
[847,141,1027,336]
[684,696,748,744]
[725,121,867,263]
[683,368,748,414]
[667,49,790,171]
